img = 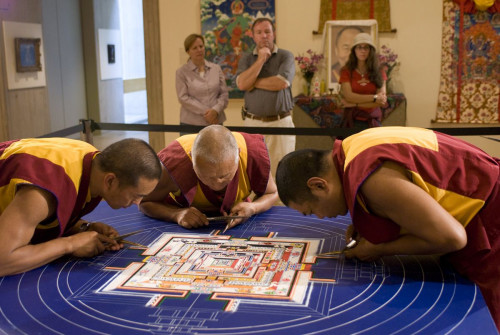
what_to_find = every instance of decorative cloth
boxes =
[435,0,500,123]
[317,0,392,34]
[294,93,406,128]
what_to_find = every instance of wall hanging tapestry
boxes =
[435,0,500,123]
[201,0,275,99]
[317,0,392,34]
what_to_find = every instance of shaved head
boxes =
[191,125,239,191]
[276,149,330,205]
[192,125,238,167]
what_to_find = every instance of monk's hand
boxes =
[87,222,122,251]
[344,237,381,262]
[227,202,256,227]
[345,224,357,244]
[88,221,118,238]
[176,207,208,229]
[68,231,115,257]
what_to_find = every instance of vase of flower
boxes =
[378,45,400,94]
[296,50,324,96]
[304,71,314,95]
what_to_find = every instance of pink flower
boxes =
[295,50,324,78]
[377,45,400,81]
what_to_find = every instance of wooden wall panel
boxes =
[143,0,165,151]
[0,40,8,141]
[0,0,49,140]
[7,88,49,139]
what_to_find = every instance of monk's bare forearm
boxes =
[0,238,73,276]
[251,192,279,214]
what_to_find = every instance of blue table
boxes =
[0,202,497,335]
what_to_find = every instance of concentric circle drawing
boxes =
[0,203,496,334]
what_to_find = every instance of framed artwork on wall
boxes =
[325,20,378,89]
[201,0,275,99]
[2,21,46,90]
[15,38,42,73]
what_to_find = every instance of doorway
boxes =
[119,0,148,124]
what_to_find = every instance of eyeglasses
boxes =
[355,45,371,51]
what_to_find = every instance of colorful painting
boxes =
[201,0,276,99]
[104,233,326,311]
[435,0,500,123]
[15,38,41,72]
[317,0,392,34]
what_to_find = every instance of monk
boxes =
[0,138,161,276]
[275,126,499,330]
[140,125,278,229]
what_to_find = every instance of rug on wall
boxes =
[316,0,392,34]
[435,0,500,123]
[200,0,275,99]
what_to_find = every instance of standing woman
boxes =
[176,34,228,134]
[339,33,387,128]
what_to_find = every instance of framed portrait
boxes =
[15,38,42,73]
[325,20,377,88]
[201,0,275,99]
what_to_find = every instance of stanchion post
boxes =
[80,119,94,145]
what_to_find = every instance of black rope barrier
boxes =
[94,122,360,137]
[37,124,83,138]
[92,121,500,137]
[482,136,500,143]
[37,119,500,140]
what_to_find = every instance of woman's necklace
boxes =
[356,68,367,78]
[356,67,369,86]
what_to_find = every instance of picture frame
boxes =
[3,21,46,89]
[14,37,42,73]
[325,20,378,89]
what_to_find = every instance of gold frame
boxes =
[15,38,42,73]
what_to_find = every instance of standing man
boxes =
[0,138,162,276]
[236,17,295,176]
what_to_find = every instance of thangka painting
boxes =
[316,0,392,34]
[201,0,275,99]
[435,0,500,123]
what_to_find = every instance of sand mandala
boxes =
[104,233,331,311]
